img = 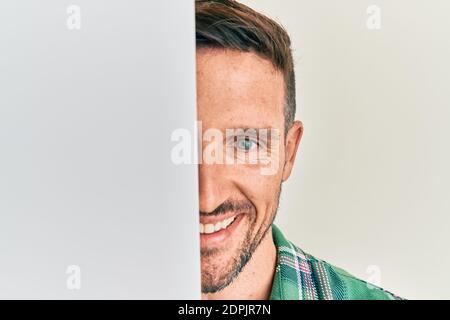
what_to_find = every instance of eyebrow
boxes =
[225,126,277,130]
[225,127,281,140]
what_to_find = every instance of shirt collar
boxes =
[270,224,319,300]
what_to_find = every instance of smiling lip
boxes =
[199,211,243,225]
[199,213,245,247]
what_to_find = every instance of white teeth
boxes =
[222,218,232,229]
[220,220,228,229]
[204,224,215,234]
[200,216,236,234]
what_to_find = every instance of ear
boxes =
[282,121,303,182]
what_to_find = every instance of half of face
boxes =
[196,48,290,293]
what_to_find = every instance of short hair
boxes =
[196,0,296,133]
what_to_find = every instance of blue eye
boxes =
[236,137,257,151]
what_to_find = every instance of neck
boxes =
[201,226,277,300]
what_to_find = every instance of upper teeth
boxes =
[200,217,236,234]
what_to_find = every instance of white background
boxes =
[241,0,450,299]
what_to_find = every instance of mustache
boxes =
[200,200,254,217]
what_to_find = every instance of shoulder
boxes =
[271,224,403,300]
[306,254,402,300]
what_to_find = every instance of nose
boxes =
[198,163,232,214]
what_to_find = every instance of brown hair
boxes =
[196,0,296,133]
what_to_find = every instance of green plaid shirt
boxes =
[270,224,402,300]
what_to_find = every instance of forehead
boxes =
[196,49,285,130]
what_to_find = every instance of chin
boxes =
[201,236,257,293]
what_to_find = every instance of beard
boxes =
[200,188,281,294]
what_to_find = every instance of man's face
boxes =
[197,48,293,293]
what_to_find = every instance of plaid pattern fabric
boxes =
[270,224,403,300]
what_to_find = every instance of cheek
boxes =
[232,161,284,190]
[232,165,283,218]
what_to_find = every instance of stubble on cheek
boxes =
[200,208,257,293]
[200,195,280,294]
